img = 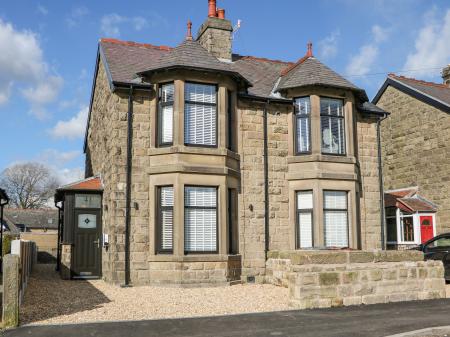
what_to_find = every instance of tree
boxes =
[0,162,60,209]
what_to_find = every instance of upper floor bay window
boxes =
[294,97,311,154]
[323,190,348,247]
[184,186,218,253]
[184,83,217,147]
[320,98,345,155]
[296,191,313,248]
[158,83,174,146]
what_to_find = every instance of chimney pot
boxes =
[217,8,225,19]
[306,41,313,57]
[442,64,450,87]
[208,0,217,17]
[186,20,193,40]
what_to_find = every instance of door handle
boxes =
[93,239,100,248]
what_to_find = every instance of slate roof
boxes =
[275,56,367,100]
[4,208,59,230]
[373,74,450,112]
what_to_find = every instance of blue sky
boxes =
[1,0,450,183]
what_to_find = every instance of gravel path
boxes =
[20,265,289,325]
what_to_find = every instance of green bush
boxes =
[2,234,12,256]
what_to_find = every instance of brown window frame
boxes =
[156,185,174,254]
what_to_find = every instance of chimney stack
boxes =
[442,64,450,87]
[186,20,193,41]
[197,0,233,61]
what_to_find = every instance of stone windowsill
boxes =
[287,154,357,164]
[148,254,241,263]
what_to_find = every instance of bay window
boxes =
[296,191,313,248]
[320,98,345,155]
[184,186,218,253]
[184,83,217,146]
[323,190,348,247]
[158,83,174,146]
[294,97,311,154]
[157,186,174,253]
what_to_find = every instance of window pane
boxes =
[324,191,348,248]
[295,97,310,153]
[184,83,217,146]
[160,105,173,144]
[159,186,173,251]
[324,191,347,209]
[320,98,345,155]
[78,214,97,229]
[184,187,217,252]
[295,97,310,115]
[386,217,397,242]
[75,194,101,208]
[161,83,174,103]
[297,191,313,210]
[401,216,414,242]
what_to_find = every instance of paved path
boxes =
[4,298,450,337]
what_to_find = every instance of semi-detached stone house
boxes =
[374,67,450,249]
[81,1,387,286]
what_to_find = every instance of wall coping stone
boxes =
[268,250,424,264]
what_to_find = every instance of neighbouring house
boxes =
[4,208,59,263]
[374,65,450,247]
[58,0,389,286]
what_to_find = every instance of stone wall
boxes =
[21,232,57,263]
[357,114,382,250]
[377,85,450,233]
[266,250,446,309]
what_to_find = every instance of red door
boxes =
[420,215,434,243]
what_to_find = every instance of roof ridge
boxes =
[280,55,311,76]
[389,73,449,90]
[235,54,293,65]
[100,38,172,51]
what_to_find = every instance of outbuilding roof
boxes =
[384,187,437,213]
[56,176,103,192]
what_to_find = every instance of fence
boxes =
[2,239,37,328]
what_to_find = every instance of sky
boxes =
[1,0,450,184]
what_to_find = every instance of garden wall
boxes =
[266,250,446,309]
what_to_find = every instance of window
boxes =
[323,191,348,247]
[157,186,174,253]
[320,98,345,155]
[385,207,397,243]
[184,83,217,146]
[296,191,313,248]
[158,83,174,146]
[184,186,217,253]
[75,194,101,208]
[400,211,414,242]
[294,97,311,154]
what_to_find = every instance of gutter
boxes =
[377,113,389,250]
[55,200,63,272]
[263,100,269,261]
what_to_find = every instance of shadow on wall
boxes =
[20,264,111,325]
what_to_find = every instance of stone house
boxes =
[374,68,450,249]
[61,0,388,286]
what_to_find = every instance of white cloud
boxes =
[57,167,84,185]
[66,6,89,28]
[100,13,149,37]
[35,149,84,185]
[37,149,81,166]
[318,30,340,60]
[50,106,89,140]
[403,9,450,78]
[37,4,48,16]
[0,19,63,118]
[345,24,390,76]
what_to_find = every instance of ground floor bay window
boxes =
[324,191,348,248]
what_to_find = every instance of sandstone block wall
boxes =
[266,250,446,309]
[377,85,450,233]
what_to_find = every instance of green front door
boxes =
[72,210,102,278]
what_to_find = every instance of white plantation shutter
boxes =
[184,83,217,146]
[295,97,311,153]
[297,191,313,248]
[159,186,174,251]
[184,187,217,252]
[159,83,174,144]
[324,191,348,247]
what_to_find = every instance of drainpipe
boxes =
[55,200,63,272]
[0,193,9,270]
[123,85,134,287]
[377,113,388,250]
[263,100,270,261]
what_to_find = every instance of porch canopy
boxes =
[384,187,437,213]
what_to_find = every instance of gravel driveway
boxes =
[20,265,289,325]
